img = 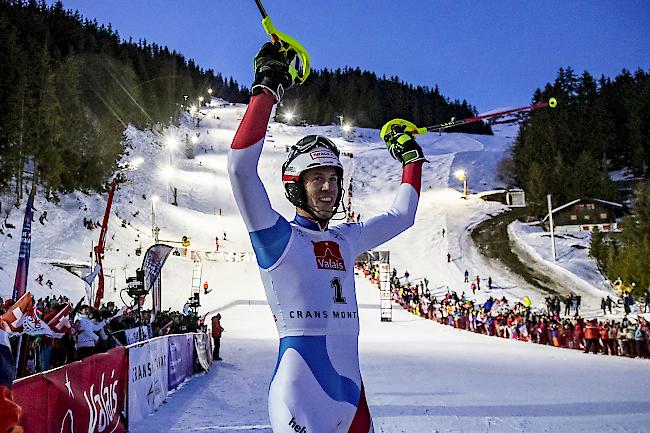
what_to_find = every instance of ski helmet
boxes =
[282,135,344,217]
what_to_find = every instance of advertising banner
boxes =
[167,334,194,390]
[13,373,47,430]
[124,326,151,345]
[142,244,173,315]
[193,333,212,372]
[14,347,128,433]
[127,337,168,427]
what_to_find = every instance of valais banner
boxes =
[14,347,127,433]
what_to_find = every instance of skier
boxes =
[464,269,469,283]
[228,41,425,433]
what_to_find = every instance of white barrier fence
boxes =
[127,333,212,428]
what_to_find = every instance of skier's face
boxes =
[301,167,340,220]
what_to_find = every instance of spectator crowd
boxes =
[356,260,650,359]
[1,293,205,378]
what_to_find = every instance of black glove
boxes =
[383,124,426,165]
[252,41,295,102]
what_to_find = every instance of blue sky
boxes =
[47,0,649,112]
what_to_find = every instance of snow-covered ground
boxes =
[2,100,649,432]
[130,276,650,433]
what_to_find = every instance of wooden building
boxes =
[542,198,627,233]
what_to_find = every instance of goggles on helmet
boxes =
[288,135,340,162]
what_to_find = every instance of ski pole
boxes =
[381,98,557,140]
[254,0,311,84]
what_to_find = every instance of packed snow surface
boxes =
[1,100,648,432]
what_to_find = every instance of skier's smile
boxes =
[301,167,340,219]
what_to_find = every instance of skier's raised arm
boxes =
[350,130,426,255]
[228,42,295,267]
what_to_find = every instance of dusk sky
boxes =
[46,0,649,112]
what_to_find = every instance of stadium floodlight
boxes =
[150,195,160,240]
[164,134,179,150]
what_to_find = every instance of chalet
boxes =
[542,198,627,233]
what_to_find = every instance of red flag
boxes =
[1,292,32,332]
[46,303,72,334]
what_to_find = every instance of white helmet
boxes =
[282,135,344,216]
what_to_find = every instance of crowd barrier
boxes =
[13,332,212,433]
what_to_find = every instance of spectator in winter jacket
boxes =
[74,305,108,360]
[583,320,599,354]
[599,323,610,355]
[634,323,647,358]
[625,326,636,357]
[617,327,628,356]
[211,313,224,361]
[607,324,618,356]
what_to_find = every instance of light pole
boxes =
[160,165,174,203]
[454,169,468,197]
[151,195,160,242]
[164,134,178,167]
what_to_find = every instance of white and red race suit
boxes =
[229,92,423,433]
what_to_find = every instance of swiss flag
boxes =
[1,292,32,332]
[46,303,72,334]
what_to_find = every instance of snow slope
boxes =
[2,100,649,432]
[131,276,650,433]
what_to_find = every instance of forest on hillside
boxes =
[502,66,650,297]
[505,67,650,214]
[0,0,249,198]
[278,67,492,134]
[0,1,493,201]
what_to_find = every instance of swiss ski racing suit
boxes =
[229,92,423,433]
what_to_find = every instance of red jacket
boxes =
[584,323,599,340]
[599,326,609,340]
[211,316,224,338]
